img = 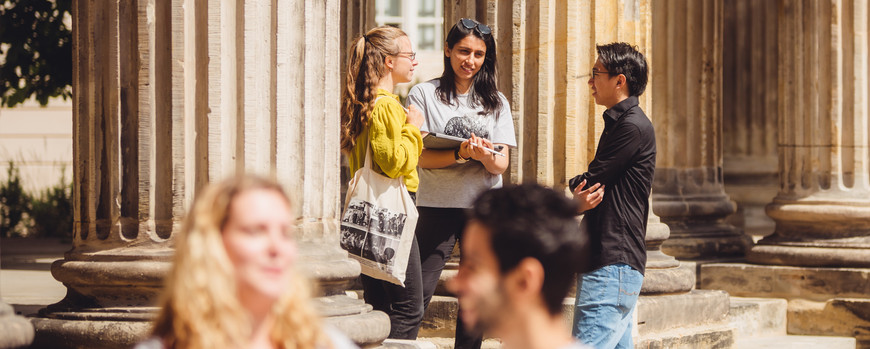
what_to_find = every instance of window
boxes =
[376,0,443,53]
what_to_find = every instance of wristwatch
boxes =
[454,148,470,164]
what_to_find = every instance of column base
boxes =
[31,250,167,348]
[748,244,870,268]
[641,262,696,294]
[299,242,392,346]
[316,295,391,347]
[755,197,870,267]
[660,222,752,259]
[31,317,150,349]
[653,177,750,259]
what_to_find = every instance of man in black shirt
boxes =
[568,42,655,349]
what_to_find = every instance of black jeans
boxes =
[417,206,482,349]
[360,191,424,339]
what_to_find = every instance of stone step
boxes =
[636,323,735,349]
[735,335,856,349]
[632,290,736,348]
[634,290,731,335]
[420,296,460,338]
[381,339,438,349]
[728,297,787,339]
[417,337,502,349]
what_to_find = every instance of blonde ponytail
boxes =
[340,26,407,152]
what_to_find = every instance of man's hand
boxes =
[573,179,604,214]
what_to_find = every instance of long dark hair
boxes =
[437,19,502,117]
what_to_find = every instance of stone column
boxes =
[31,1,388,348]
[722,0,778,240]
[31,2,179,346]
[703,1,870,346]
[749,0,870,269]
[652,0,752,260]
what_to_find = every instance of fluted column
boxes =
[749,0,870,268]
[652,0,751,259]
[32,1,387,348]
[722,0,779,239]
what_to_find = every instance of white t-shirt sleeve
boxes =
[492,93,517,147]
[406,84,430,133]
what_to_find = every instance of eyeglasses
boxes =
[396,51,417,60]
[459,18,492,36]
[591,68,612,77]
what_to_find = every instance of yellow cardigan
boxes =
[346,89,423,192]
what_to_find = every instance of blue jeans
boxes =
[572,263,644,349]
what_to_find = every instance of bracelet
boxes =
[454,148,469,164]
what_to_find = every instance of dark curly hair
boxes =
[468,184,590,315]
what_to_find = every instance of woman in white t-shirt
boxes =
[406,18,517,349]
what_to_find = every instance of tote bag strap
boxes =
[363,95,397,170]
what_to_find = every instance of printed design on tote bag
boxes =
[340,198,407,272]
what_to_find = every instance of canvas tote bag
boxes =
[340,103,419,286]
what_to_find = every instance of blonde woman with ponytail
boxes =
[136,176,358,349]
[339,26,425,339]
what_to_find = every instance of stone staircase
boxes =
[353,256,858,348]
[408,293,857,349]
[730,297,856,349]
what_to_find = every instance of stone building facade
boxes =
[2,0,866,348]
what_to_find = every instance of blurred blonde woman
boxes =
[137,176,357,349]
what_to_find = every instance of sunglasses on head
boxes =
[459,18,492,36]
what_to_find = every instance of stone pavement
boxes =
[0,237,70,316]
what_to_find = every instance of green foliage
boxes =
[28,169,72,238]
[0,161,73,238]
[0,0,73,107]
[0,161,30,236]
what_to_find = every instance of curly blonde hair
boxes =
[150,175,330,349]
[340,25,407,152]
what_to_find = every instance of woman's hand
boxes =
[406,104,424,128]
[466,133,493,162]
[457,133,509,175]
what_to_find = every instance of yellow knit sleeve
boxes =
[368,99,423,180]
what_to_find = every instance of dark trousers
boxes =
[417,207,483,349]
[360,191,424,339]
[361,235,425,339]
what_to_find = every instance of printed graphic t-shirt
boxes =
[407,79,517,208]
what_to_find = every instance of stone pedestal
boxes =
[721,0,779,240]
[651,0,751,260]
[641,207,695,294]
[32,1,388,348]
[702,1,870,347]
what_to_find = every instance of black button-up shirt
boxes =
[568,96,656,275]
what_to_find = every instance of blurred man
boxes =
[447,184,592,349]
